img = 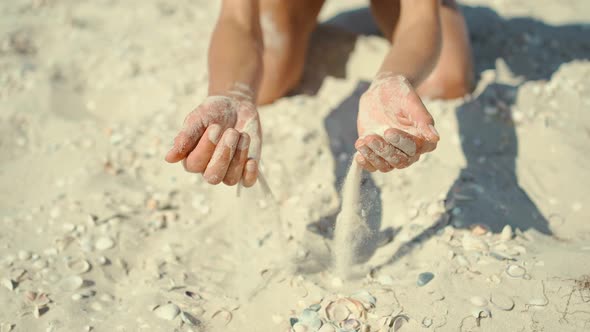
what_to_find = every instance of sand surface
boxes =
[1,0,590,331]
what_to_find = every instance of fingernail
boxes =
[387,133,401,143]
[238,133,250,150]
[429,124,439,138]
[223,130,240,149]
[208,125,222,144]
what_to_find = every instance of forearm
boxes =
[208,0,263,100]
[377,1,442,86]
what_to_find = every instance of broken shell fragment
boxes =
[351,290,377,309]
[180,311,200,326]
[153,303,180,320]
[340,318,360,330]
[490,293,514,311]
[1,278,16,291]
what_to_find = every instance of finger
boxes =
[396,154,420,169]
[365,135,409,168]
[165,111,205,163]
[184,124,222,173]
[355,153,377,172]
[383,128,423,156]
[223,133,250,186]
[242,159,258,187]
[203,129,240,184]
[356,141,392,172]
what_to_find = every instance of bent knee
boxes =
[418,71,473,100]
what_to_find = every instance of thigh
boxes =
[257,0,325,104]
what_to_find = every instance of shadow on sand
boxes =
[297,4,589,271]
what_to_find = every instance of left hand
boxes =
[355,74,440,172]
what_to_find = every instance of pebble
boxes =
[94,237,115,251]
[506,264,526,278]
[422,317,433,327]
[153,303,180,320]
[18,250,32,261]
[58,275,84,291]
[417,272,434,287]
[470,296,488,307]
[500,225,513,241]
[98,256,109,265]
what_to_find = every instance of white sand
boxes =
[1,0,590,331]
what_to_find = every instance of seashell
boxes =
[298,309,322,330]
[153,303,180,320]
[391,315,409,332]
[58,275,84,291]
[94,237,115,251]
[292,323,308,332]
[340,318,360,330]
[180,311,200,326]
[24,291,37,302]
[506,265,526,278]
[97,256,109,265]
[470,296,488,307]
[351,290,377,309]
[422,317,433,327]
[326,300,351,322]
[307,303,321,312]
[211,309,232,325]
[490,293,514,311]
[462,235,489,252]
[318,324,336,332]
[67,258,91,274]
[417,272,434,287]
[500,225,513,241]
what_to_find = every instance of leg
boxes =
[257,0,325,105]
[370,0,474,99]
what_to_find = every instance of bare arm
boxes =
[377,0,442,86]
[165,0,264,187]
[208,0,264,99]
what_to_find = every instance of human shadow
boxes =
[376,82,552,268]
[296,4,588,270]
[296,5,590,96]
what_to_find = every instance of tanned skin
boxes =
[165,0,474,186]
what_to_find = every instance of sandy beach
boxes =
[1,0,590,331]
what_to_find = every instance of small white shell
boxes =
[67,258,91,274]
[153,303,180,320]
[506,264,526,278]
[1,278,15,291]
[470,296,488,307]
[500,225,513,241]
[58,276,84,291]
[94,237,115,251]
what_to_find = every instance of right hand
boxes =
[165,94,262,187]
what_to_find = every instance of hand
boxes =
[355,74,440,172]
[165,94,262,187]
